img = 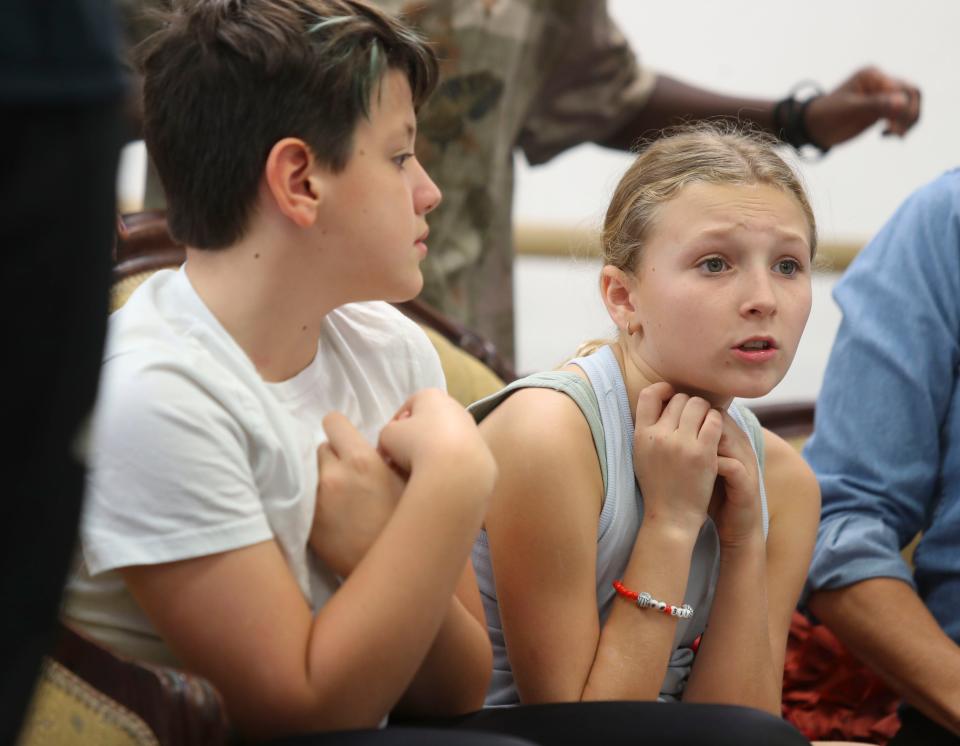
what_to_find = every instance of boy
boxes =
[63,0,495,738]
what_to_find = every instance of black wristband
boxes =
[773,89,830,155]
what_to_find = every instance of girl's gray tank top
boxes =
[470,345,768,706]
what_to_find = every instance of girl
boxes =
[470,124,821,716]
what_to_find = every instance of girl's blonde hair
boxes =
[576,122,817,358]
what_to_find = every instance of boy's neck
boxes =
[184,225,348,383]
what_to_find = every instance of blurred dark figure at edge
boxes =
[0,0,126,741]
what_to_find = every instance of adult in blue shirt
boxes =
[804,169,960,745]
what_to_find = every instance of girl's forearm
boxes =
[581,518,699,701]
[682,537,780,714]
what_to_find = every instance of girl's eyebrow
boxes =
[686,224,811,250]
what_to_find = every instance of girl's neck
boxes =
[608,340,733,425]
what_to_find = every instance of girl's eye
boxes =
[393,153,414,168]
[701,257,728,274]
[775,259,801,276]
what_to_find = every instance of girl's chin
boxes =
[727,379,784,401]
[671,379,781,407]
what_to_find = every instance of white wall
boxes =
[514,0,960,404]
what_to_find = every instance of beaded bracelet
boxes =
[612,580,694,620]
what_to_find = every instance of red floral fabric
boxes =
[782,611,901,744]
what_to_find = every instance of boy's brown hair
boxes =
[139,0,438,248]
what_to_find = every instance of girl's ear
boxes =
[600,265,641,335]
[263,137,325,228]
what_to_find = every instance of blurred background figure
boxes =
[0,0,127,742]
[370,0,919,364]
[118,0,921,366]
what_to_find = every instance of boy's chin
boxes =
[383,273,424,304]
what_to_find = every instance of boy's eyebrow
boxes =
[396,121,416,143]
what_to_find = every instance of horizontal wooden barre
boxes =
[514,224,862,272]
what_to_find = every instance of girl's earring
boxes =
[627,321,642,337]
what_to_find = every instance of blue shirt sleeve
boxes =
[804,170,960,596]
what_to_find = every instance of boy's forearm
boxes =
[394,595,491,717]
[302,466,488,729]
[683,538,780,714]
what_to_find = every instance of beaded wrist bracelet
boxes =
[612,580,694,620]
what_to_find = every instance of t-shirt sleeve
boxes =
[82,355,273,575]
[517,1,656,165]
[409,323,447,394]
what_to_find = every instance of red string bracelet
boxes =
[612,579,694,620]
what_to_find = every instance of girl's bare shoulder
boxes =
[480,372,603,503]
[761,427,820,521]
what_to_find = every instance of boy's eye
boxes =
[775,259,801,276]
[700,257,728,274]
[393,152,414,168]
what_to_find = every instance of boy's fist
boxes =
[377,389,497,501]
[311,412,405,577]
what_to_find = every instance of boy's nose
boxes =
[414,162,442,215]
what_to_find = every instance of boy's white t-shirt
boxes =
[64,267,445,667]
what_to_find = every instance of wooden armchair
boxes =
[18,621,228,746]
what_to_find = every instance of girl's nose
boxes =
[740,272,777,317]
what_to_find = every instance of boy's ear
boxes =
[600,265,640,334]
[264,137,325,228]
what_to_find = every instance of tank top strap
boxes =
[469,370,608,493]
[727,402,770,538]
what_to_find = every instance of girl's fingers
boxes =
[718,412,752,457]
[634,381,675,428]
[677,396,711,436]
[658,392,690,430]
[717,455,751,496]
[717,454,744,478]
[698,408,724,449]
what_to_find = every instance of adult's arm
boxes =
[809,579,960,734]
[597,69,919,152]
[519,2,919,162]
[803,171,960,735]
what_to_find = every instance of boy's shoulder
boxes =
[100,270,273,437]
[323,300,445,389]
[326,300,424,345]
